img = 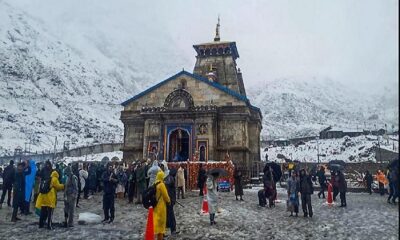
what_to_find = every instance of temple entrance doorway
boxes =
[168,128,190,162]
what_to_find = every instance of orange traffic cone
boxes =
[202,186,209,214]
[144,207,154,240]
[327,183,333,205]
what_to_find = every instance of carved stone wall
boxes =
[124,75,246,112]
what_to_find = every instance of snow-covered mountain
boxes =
[0,1,188,155]
[248,77,398,139]
[0,1,398,155]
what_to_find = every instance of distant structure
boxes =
[319,126,387,139]
[120,19,262,175]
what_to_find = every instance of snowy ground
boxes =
[265,135,399,163]
[0,188,398,240]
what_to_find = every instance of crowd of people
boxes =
[0,158,210,240]
[257,162,399,219]
[363,167,399,204]
[0,158,398,239]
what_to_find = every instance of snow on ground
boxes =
[0,188,398,240]
[60,151,123,165]
[264,135,399,163]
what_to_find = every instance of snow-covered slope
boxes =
[0,1,187,155]
[248,77,399,139]
[264,135,399,163]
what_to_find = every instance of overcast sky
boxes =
[8,0,399,94]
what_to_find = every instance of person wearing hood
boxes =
[148,160,161,187]
[160,160,170,178]
[63,166,78,227]
[154,171,171,240]
[165,168,178,235]
[36,170,64,229]
[207,172,219,225]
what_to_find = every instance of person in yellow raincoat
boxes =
[154,171,171,240]
[35,170,64,229]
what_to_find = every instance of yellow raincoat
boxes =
[154,171,171,235]
[35,170,64,209]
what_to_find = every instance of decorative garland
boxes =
[167,161,235,190]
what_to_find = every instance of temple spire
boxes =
[214,16,220,42]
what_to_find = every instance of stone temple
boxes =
[120,20,262,175]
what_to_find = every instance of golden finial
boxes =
[214,16,220,42]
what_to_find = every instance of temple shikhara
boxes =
[120,19,262,184]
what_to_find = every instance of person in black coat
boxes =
[127,164,136,203]
[337,170,347,207]
[165,168,178,235]
[0,160,16,208]
[102,164,118,223]
[262,166,276,208]
[299,169,313,217]
[316,166,327,199]
[331,170,339,201]
[11,162,30,222]
[87,164,97,195]
[234,168,244,201]
[197,164,207,196]
[364,170,373,194]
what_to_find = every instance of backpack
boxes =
[39,177,52,194]
[142,182,161,209]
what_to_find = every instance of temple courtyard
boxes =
[0,187,398,240]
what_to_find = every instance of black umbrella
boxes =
[329,160,346,167]
[264,162,282,182]
[328,164,344,171]
[207,168,228,177]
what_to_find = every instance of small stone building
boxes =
[120,21,262,174]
